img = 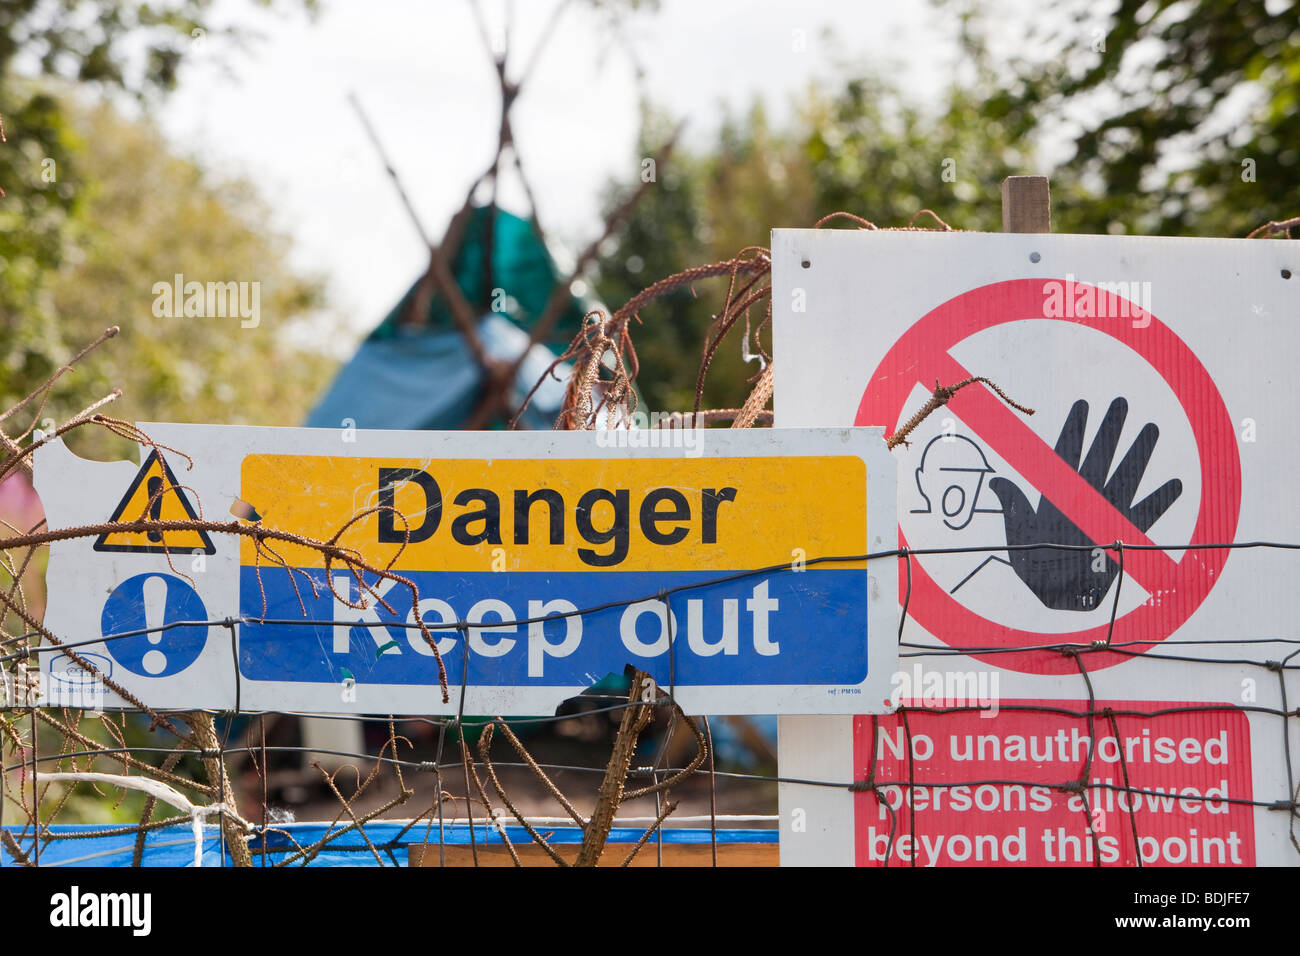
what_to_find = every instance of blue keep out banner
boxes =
[238,567,871,689]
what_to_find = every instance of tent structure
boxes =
[305,204,589,432]
[304,1,675,436]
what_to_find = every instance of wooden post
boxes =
[1001,175,1051,233]
[188,711,252,867]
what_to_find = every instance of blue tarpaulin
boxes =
[1,823,776,867]
[305,204,586,432]
[305,314,570,432]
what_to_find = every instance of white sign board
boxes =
[34,425,896,716]
[773,229,1300,866]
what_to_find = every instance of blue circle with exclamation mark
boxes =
[102,573,210,678]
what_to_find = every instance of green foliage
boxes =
[29,712,191,827]
[0,2,308,368]
[38,100,339,462]
[0,81,83,410]
[0,1,334,462]
[974,0,1300,236]
[595,2,1299,412]
[0,0,317,95]
[0,95,338,464]
[593,76,1030,412]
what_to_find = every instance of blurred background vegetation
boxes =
[595,0,1300,411]
[1,0,333,465]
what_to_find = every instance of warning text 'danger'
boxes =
[237,454,868,573]
[374,467,738,568]
[233,441,892,700]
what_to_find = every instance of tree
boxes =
[40,100,339,462]
[973,0,1300,237]
[593,72,1032,413]
[1,1,324,460]
[0,80,80,407]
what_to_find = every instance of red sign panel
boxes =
[854,700,1255,866]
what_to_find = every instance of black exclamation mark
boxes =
[146,476,164,542]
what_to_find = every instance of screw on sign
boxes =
[856,278,1242,674]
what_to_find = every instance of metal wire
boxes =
[5,538,1298,867]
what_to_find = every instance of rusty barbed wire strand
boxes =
[619,799,679,867]
[518,212,984,444]
[464,752,522,867]
[575,670,655,866]
[476,721,569,866]
[489,718,586,827]
[0,326,118,429]
[0,513,452,702]
[814,211,878,229]
[1246,216,1300,239]
[908,209,956,231]
[888,377,1036,450]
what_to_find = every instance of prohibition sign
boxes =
[855,278,1241,675]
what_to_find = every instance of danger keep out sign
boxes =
[773,230,1300,866]
[35,425,896,716]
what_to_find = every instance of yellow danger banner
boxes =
[239,454,867,573]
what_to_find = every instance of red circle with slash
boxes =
[855,278,1241,674]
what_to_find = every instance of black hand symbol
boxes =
[988,398,1182,612]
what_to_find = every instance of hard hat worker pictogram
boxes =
[910,433,1002,531]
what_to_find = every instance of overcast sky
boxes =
[156,0,963,345]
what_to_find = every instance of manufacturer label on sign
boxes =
[36,425,897,715]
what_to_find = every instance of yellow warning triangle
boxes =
[93,449,216,554]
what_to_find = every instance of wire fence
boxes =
[862,566,1300,867]
[4,539,1297,866]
